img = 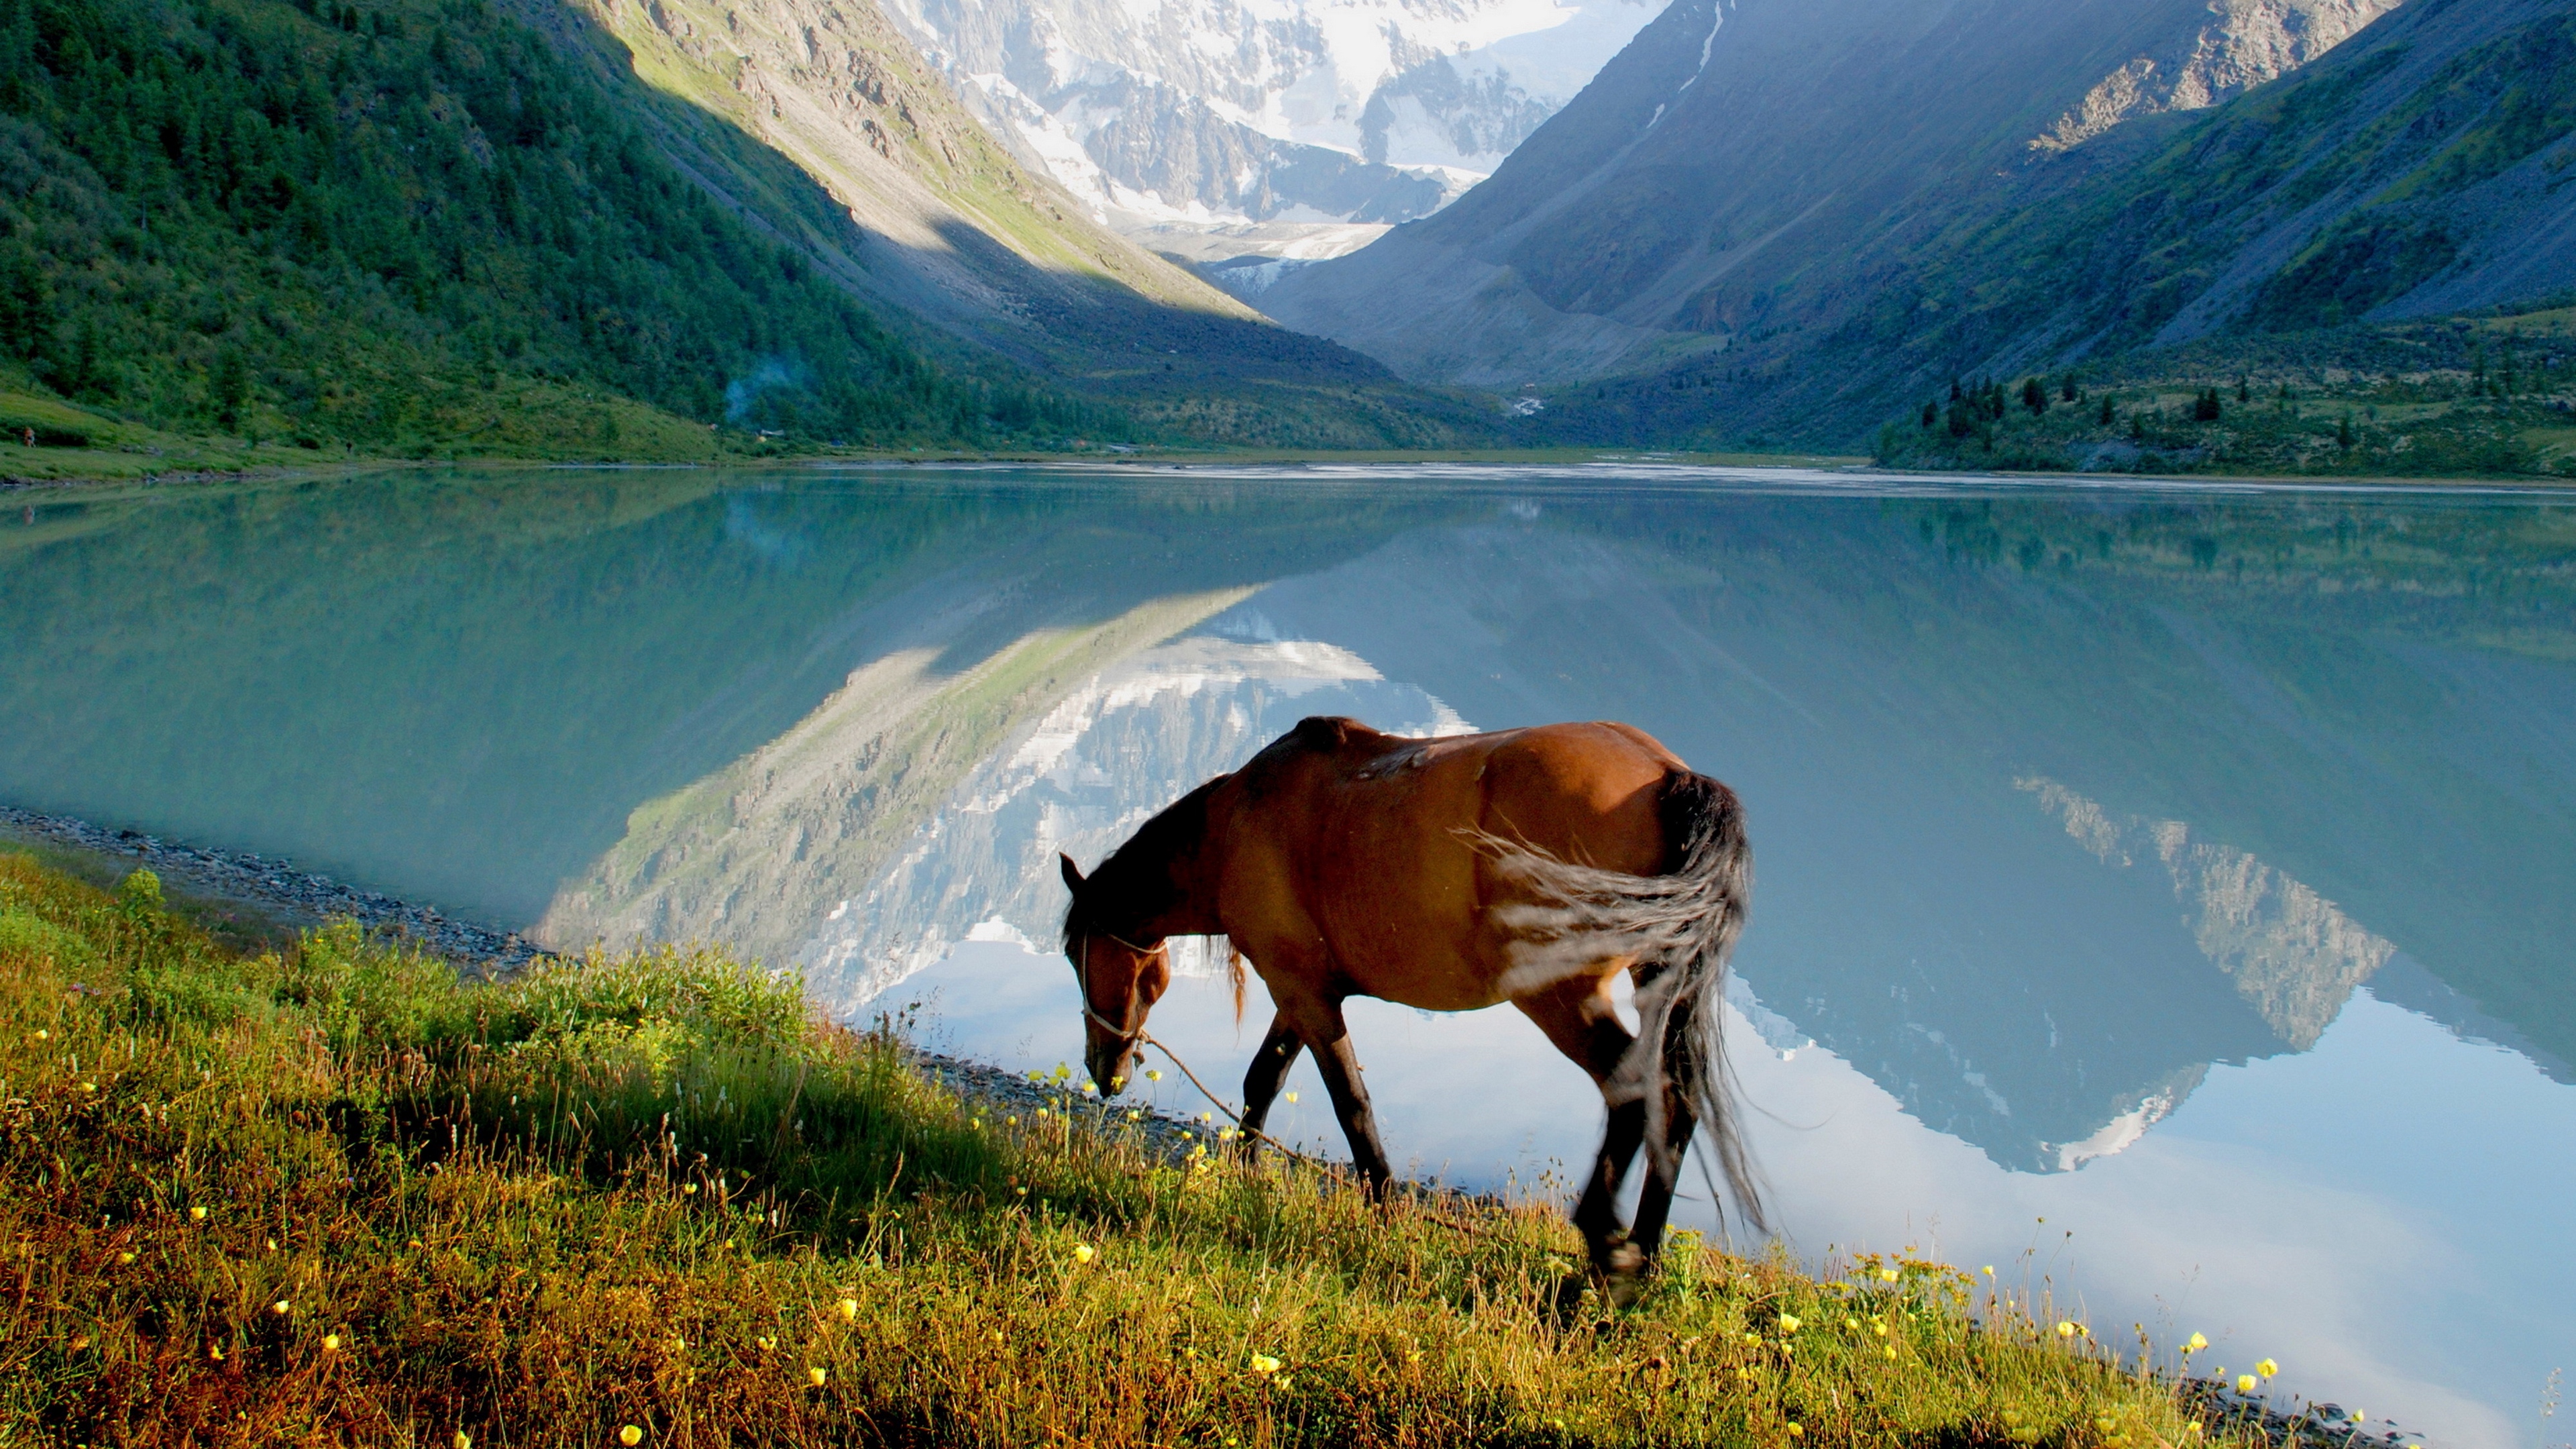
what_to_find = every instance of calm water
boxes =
[5,465,2571,1444]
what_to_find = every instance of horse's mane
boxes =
[1061,773,1247,1018]
[1059,773,1230,954]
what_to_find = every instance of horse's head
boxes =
[1059,852,1171,1097]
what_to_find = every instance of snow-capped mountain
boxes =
[873,0,1672,254]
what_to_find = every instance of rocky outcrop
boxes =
[2031,0,2402,152]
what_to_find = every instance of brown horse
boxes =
[1058,715,1762,1278]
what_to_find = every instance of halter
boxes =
[1069,926,1161,1054]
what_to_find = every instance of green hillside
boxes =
[0,0,1111,460]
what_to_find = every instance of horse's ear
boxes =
[1059,851,1085,892]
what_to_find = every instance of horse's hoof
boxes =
[1605,1240,1647,1279]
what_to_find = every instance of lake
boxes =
[5,464,2570,1445]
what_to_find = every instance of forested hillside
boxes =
[0,0,1125,457]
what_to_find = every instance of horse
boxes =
[1057,714,1763,1282]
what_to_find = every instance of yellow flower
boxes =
[682,1183,697,1195]
[1249,1354,1281,1375]
[273,1300,290,1316]
[1982,1265,1994,1277]
[2096,1417,2118,1433]
[756,1336,776,1351]
[2255,1358,2278,1379]
[79,1081,96,1093]
[117,1251,136,1265]
[1786,1424,1804,1438]
[1777,1314,1801,1333]
[33,1029,47,1040]
[455,1434,472,1449]
[1146,1070,1163,1081]
[837,1297,858,1322]
[620,1426,643,1446]
[323,1334,342,1351]
[1879,1267,1899,1282]
[1284,1091,1298,1103]
[2237,1375,2258,1394]
[2184,1332,2208,1353]
[2349,1411,2367,1424]
[1071,1244,1095,1265]
[1844,1318,1860,1330]
[209,1344,223,1360]
[2057,1322,2078,1338]
[807,1366,828,1387]
[189,1206,207,1222]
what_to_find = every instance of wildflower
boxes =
[2255,1358,2279,1379]
[1146,1070,1163,1081]
[1777,1314,1801,1333]
[837,1297,859,1322]
[621,1427,644,1446]
[2349,1411,2367,1424]
[2184,1332,2208,1353]
[2057,1322,2078,1338]
[1072,1244,1095,1265]
[80,1081,96,1093]
[1786,1424,1804,1438]
[455,1434,472,1449]
[189,1206,207,1222]
[1199,1112,1214,1124]
[117,1251,135,1265]
[683,1183,698,1195]
[808,1366,828,1386]
[1883,1346,1897,1360]
[756,1336,775,1351]
[1249,1354,1281,1375]
[1879,1267,1899,1282]
[1284,1091,1298,1103]
[1276,1376,1294,1391]
[2237,1375,2258,1394]
[1844,1318,1860,1330]
[2096,1417,2118,1434]
[323,1333,342,1351]
[1982,1265,1994,1277]
[1007,1116,1018,1126]
[34,1029,47,1040]
[2184,1426,2202,1438]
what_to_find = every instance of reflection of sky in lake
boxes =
[3,466,2569,1446]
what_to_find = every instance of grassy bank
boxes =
[3,851,2273,1446]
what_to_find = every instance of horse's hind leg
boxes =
[1630,986,1705,1263]
[1235,1012,1304,1159]
[1513,978,1646,1277]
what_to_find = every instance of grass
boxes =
[2,850,2278,1447]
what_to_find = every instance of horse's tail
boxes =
[1479,771,1764,1232]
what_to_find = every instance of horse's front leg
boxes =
[1296,999,1394,1198]
[1234,1012,1303,1160]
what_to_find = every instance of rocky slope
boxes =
[875,0,1672,258]
[529,0,1462,421]
[1260,0,2576,445]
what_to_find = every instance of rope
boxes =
[1073,928,1488,1236]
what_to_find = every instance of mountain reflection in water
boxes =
[2,467,2569,1446]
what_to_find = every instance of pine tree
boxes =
[2021,376,2048,415]
[1920,400,1937,429]
[2096,394,2114,427]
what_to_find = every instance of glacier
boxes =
[874,0,1673,257]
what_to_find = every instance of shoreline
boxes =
[0,801,1229,1163]
[11,449,2575,494]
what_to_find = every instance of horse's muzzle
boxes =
[1087,1043,1136,1098]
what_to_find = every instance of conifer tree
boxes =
[2022,376,2048,415]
